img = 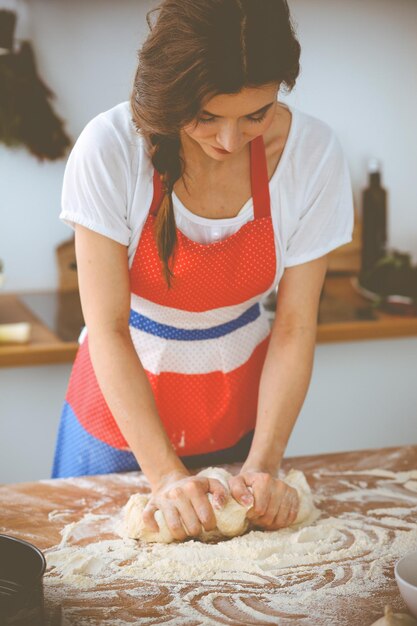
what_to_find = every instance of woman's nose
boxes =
[216,124,242,152]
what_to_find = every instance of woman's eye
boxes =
[198,111,267,125]
[248,112,267,124]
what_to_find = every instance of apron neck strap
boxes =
[250,134,271,219]
[150,134,271,219]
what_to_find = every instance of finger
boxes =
[228,475,254,507]
[247,473,273,517]
[175,494,206,537]
[142,502,160,533]
[173,493,204,537]
[204,477,229,509]
[193,494,218,532]
[272,490,298,529]
[287,491,300,526]
[279,489,299,527]
[250,495,277,527]
[183,480,217,531]
[159,504,188,541]
[165,485,203,536]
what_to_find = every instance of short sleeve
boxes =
[284,133,354,267]
[59,115,131,245]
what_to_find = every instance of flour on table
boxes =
[44,466,417,625]
[121,467,316,544]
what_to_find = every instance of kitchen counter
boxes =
[0,291,83,368]
[1,444,416,625]
[1,274,417,367]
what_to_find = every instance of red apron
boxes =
[52,133,277,477]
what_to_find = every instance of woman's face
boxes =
[182,83,280,161]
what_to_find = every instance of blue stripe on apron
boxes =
[129,302,260,340]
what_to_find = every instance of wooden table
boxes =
[1,445,417,625]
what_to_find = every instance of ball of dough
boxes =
[370,605,417,625]
[121,466,317,544]
[197,467,250,541]
[123,493,174,544]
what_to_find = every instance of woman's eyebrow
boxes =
[201,101,275,118]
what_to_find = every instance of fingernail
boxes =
[241,494,253,505]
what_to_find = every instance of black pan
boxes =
[0,534,46,625]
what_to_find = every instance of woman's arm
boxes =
[75,224,189,487]
[242,254,329,475]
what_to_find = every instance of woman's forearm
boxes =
[88,329,188,487]
[243,326,317,475]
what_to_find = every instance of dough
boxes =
[121,467,317,544]
[370,606,417,625]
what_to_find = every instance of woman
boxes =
[52,0,354,541]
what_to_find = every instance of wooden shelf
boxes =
[316,274,417,343]
[0,293,79,368]
[1,275,417,368]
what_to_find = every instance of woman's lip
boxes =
[213,146,231,154]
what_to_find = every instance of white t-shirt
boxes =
[60,100,354,286]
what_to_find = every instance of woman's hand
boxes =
[228,468,299,530]
[142,469,229,541]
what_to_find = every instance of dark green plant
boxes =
[359,249,417,304]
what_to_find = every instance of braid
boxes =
[148,134,183,289]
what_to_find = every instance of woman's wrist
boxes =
[146,460,190,490]
[241,464,280,477]
[241,432,287,476]
[241,454,283,477]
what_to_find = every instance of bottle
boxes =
[360,158,387,275]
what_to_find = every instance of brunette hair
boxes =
[130,0,301,288]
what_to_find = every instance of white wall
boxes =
[0,364,72,483]
[1,0,153,291]
[290,0,417,259]
[1,0,416,482]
